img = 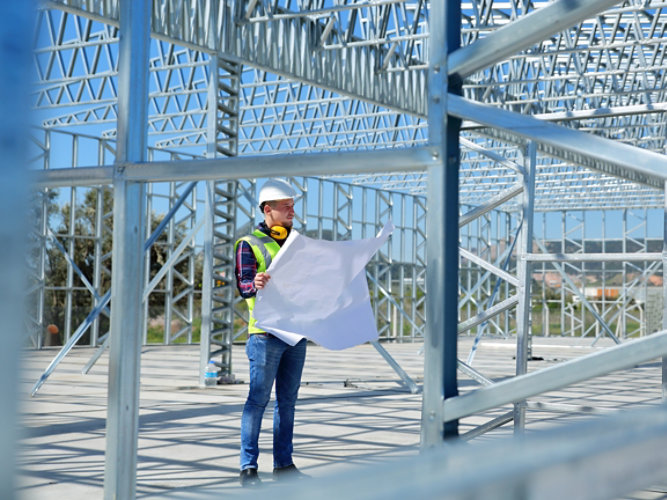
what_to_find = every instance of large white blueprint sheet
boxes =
[253,221,394,350]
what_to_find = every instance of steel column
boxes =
[421,0,461,447]
[104,0,149,498]
[199,44,218,386]
[91,186,105,345]
[514,142,537,433]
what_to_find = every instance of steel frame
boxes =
[23,1,667,498]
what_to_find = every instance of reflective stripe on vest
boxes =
[235,229,281,334]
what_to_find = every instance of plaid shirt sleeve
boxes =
[235,240,258,298]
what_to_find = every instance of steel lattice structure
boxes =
[23,1,667,498]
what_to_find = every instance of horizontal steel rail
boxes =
[444,330,667,423]
[449,0,622,79]
[449,95,667,189]
[526,252,663,262]
[30,147,439,187]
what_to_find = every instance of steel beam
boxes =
[370,341,419,394]
[460,411,514,442]
[31,147,439,187]
[458,295,520,334]
[449,94,667,189]
[444,330,667,423]
[459,183,523,228]
[461,103,667,132]
[46,228,109,309]
[103,0,149,498]
[532,103,667,123]
[526,253,662,262]
[31,165,114,188]
[457,359,494,387]
[449,0,623,79]
[31,291,111,396]
[459,248,520,288]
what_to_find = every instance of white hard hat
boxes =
[258,178,297,205]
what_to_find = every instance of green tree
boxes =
[44,187,199,345]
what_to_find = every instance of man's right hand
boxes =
[254,272,271,290]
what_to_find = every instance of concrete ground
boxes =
[17,336,667,499]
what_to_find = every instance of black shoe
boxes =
[273,464,308,481]
[239,468,261,487]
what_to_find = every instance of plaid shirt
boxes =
[235,223,287,299]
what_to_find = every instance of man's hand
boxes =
[254,272,271,290]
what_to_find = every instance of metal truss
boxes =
[34,3,666,208]
[529,207,663,340]
[41,0,666,185]
[143,179,199,345]
[25,127,203,353]
[199,55,243,383]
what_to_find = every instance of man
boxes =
[234,178,308,487]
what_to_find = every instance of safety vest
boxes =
[235,229,281,334]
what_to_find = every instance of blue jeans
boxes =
[240,334,307,471]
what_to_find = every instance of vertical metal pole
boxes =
[200,0,218,385]
[91,186,104,345]
[143,183,153,344]
[38,180,49,348]
[0,3,31,498]
[421,0,461,447]
[514,141,536,433]
[104,1,149,498]
[561,210,567,335]
[200,180,214,386]
[165,182,176,344]
[541,212,548,336]
[66,182,76,341]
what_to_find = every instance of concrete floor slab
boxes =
[17,337,666,499]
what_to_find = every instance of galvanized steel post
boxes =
[514,141,537,433]
[104,0,149,498]
[421,0,461,447]
[199,2,219,387]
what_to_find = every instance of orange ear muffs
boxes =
[270,225,288,240]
